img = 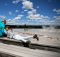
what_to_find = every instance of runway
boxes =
[0,43,60,57]
[0,38,60,53]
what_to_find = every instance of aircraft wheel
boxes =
[22,41,31,47]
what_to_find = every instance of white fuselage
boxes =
[6,30,33,42]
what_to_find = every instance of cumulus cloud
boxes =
[13,0,33,9]
[12,0,28,4]
[22,1,33,9]
[37,6,39,9]
[12,0,20,4]
[52,16,60,25]
[53,16,60,20]
[27,9,49,20]
[15,10,19,12]
[14,15,23,20]
[12,0,50,25]
[0,16,6,19]
[53,9,60,14]
[7,15,23,25]
[9,11,12,15]
[24,10,28,12]
[22,1,49,20]
[27,14,41,19]
[53,16,60,22]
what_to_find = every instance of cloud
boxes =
[14,15,23,20]
[24,9,28,12]
[53,9,60,14]
[27,9,49,20]
[0,15,6,19]
[13,0,34,10]
[12,0,20,4]
[37,6,39,9]
[27,14,41,20]
[15,10,19,12]
[52,16,60,25]
[27,9,39,19]
[13,0,33,9]
[9,11,12,15]
[7,15,23,25]
[12,0,51,25]
[12,0,27,4]
[22,1,33,9]
[53,16,60,20]
[22,1,49,20]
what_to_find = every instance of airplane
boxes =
[6,30,39,47]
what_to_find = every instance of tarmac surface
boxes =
[0,43,60,57]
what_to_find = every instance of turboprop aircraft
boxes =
[6,27,39,47]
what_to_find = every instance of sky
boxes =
[0,0,60,25]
